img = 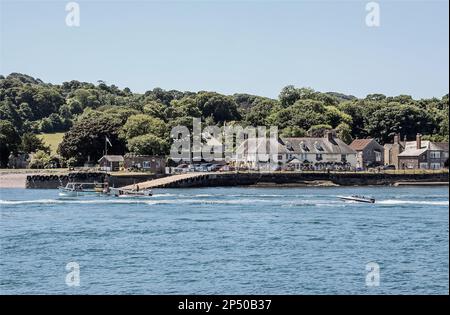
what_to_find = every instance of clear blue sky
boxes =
[0,0,448,99]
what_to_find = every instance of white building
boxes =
[235,132,357,170]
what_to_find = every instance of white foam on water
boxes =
[2,197,447,207]
[151,193,176,197]
[0,197,274,206]
[0,199,152,205]
[1,199,60,205]
[377,200,449,206]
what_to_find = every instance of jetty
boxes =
[120,172,210,189]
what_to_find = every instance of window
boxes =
[314,142,324,151]
[430,151,441,159]
[143,161,150,169]
[430,163,441,169]
[375,151,381,162]
[299,141,309,152]
[316,154,323,161]
[341,154,346,162]
[278,154,283,160]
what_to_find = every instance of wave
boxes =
[0,198,274,206]
[151,193,176,197]
[0,199,152,205]
[1,197,448,207]
[377,200,449,206]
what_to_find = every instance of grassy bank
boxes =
[38,132,65,155]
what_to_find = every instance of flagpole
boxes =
[105,136,108,156]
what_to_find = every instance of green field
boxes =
[38,133,65,155]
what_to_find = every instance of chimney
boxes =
[416,133,422,149]
[393,133,399,144]
[326,131,334,142]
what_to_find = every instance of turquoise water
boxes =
[0,186,448,294]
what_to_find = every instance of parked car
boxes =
[210,164,222,172]
[174,163,190,173]
[193,164,207,172]
[219,165,235,172]
[192,164,201,171]
[203,163,213,171]
[383,165,396,170]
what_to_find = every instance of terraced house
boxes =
[236,132,357,170]
[280,132,357,170]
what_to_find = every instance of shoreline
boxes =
[0,170,449,189]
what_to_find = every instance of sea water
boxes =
[0,186,448,294]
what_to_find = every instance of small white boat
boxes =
[58,182,105,197]
[110,187,152,197]
[338,195,375,203]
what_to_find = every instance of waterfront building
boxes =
[398,134,449,169]
[384,133,405,169]
[235,132,357,170]
[123,154,166,174]
[349,138,384,169]
[98,155,124,171]
[280,132,357,170]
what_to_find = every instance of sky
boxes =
[0,0,449,99]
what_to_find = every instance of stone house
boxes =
[398,134,449,169]
[349,138,384,169]
[384,133,406,169]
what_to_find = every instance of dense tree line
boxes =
[0,73,448,167]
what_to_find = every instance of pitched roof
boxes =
[430,142,449,151]
[99,155,124,162]
[400,141,449,156]
[349,139,374,151]
[281,137,356,155]
[236,138,289,155]
[404,140,429,150]
[398,148,428,157]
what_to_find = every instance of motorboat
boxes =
[338,195,375,203]
[58,182,105,197]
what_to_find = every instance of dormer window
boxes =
[314,141,324,151]
[300,141,309,151]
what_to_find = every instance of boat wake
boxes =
[1,198,448,207]
[377,199,448,206]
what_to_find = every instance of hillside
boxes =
[0,73,448,167]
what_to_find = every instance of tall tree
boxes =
[0,120,21,167]
[58,114,126,164]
